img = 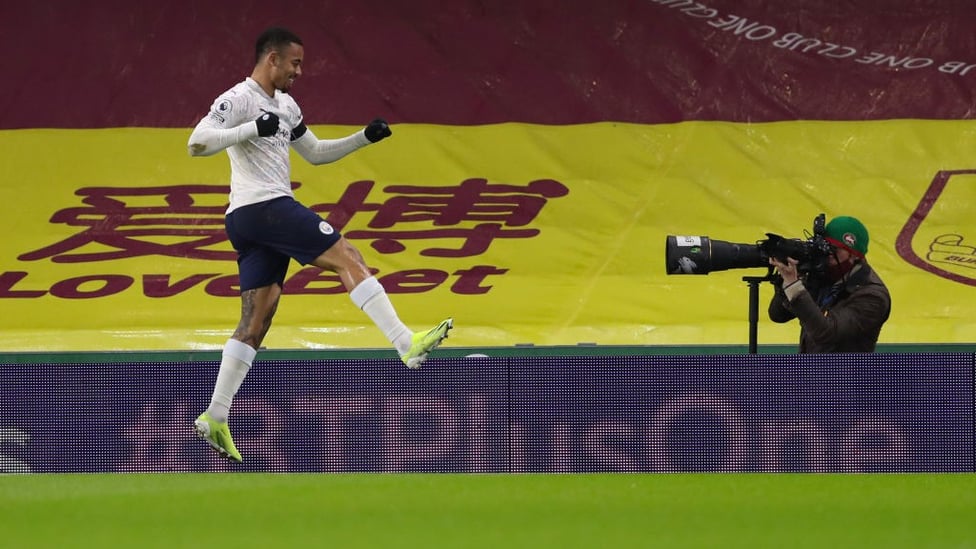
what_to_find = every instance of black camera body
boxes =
[666,214,832,276]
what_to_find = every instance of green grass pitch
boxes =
[2,473,975,548]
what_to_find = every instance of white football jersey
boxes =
[197,77,304,213]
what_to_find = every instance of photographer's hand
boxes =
[769,257,800,286]
[770,257,806,302]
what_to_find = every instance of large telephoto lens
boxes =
[665,235,767,275]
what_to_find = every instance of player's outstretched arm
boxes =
[291,118,392,165]
[187,111,280,157]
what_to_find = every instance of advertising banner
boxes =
[1,123,973,350]
[0,353,970,473]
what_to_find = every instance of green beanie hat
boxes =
[824,216,869,257]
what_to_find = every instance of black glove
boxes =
[255,111,280,137]
[364,118,392,143]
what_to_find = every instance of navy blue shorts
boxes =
[225,197,342,291]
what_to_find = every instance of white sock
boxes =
[206,338,257,423]
[350,276,412,354]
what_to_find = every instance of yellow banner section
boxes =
[0,122,973,351]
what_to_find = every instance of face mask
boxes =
[826,258,855,282]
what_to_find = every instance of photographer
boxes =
[767,216,891,352]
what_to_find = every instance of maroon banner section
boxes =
[3,0,976,128]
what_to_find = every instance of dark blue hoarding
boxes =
[0,353,972,472]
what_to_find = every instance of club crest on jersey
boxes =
[319,221,334,235]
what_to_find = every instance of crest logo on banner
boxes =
[896,170,976,286]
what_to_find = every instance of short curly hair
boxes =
[255,27,303,64]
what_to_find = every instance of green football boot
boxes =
[401,318,454,369]
[193,412,242,463]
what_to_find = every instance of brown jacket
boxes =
[768,262,891,353]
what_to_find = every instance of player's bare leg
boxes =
[232,284,282,350]
[194,284,281,462]
[313,237,452,368]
